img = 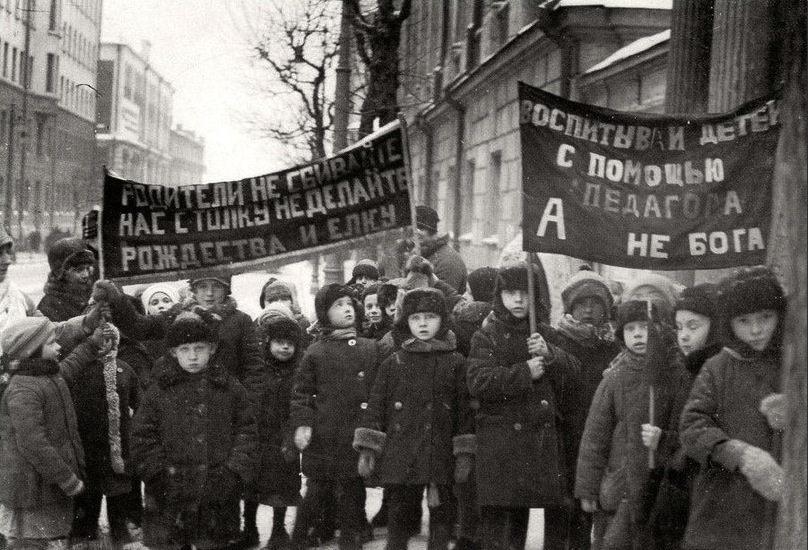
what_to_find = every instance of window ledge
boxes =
[481,236,500,247]
[458,232,473,243]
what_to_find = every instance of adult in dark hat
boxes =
[414,205,468,295]
[37,237,98,322]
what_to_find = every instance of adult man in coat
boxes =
[414,205,468,295]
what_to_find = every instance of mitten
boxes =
[760,393,786,431]
[454,453,473,483]
[739,445,784,502]
[357,449,376,478]
[60,474,84,497]
[92,280,121,303]
[294,426,312,451]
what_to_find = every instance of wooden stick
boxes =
[526,251,538,334]
[647,299,655,469]
[397,114,420,256]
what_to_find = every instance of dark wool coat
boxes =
[37,276,92,322]
[0,360,85,508]
[467,313,580,508]
[289,335,380,480]
[452,299,492,357]
[110,294,265,394]
[250,355,301,506]
[679,348,781,550]
[117,334,159,391]
[59,341,140,496]
[132,360,258,548]
[574,349,691,525]
[421,235,468,295]
[355,332,474,485]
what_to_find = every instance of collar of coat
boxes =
[419,234,450,258]
[400,330,457,353]
[42,274,92,313]
[154,358,230,389]
[8,357,60,376]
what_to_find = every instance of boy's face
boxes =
[193,280,228,308]
[571,296,607,326]
[676,310,711,356]
[269,338,296,361]
[623,320,648,354]
[41,333,61,361]
[501,289,529,319]
[327,296,355,328]
[65,263,94,286]
[408,312,441,341]
[384,302,397,319]
[171,341,216,373]
[730,309,778,351]
[364,294,382,324]
[147,292,175,315]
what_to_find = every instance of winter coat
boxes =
[451,299,492,357]
[109,294,265,394]
[421,235,468,295]
[0,359,85,509]
[289,334,380,480]
[679,347,781,550]
[250,355,300,506]
[116,334,157,391]
[131,359,258,548]
[574,348,691,530]
[59,340,140,496]
[355,331,474,485]
[37,276,92,322]
[467,312,580,507]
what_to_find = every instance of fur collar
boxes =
[9,357,60,376]
[419,235,450,258]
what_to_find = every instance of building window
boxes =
[466,0,483,70]
[48,0,57,30]
[46,53,55,92]
[2,43,7,77]
[461,159,475,236]
[35,117,44,156]
[11,47,16,81]
[0,110,6,144]
[492,2,510,47]
[486,151,502,237]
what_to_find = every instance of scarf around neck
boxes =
[319,327,357,341]
[556,313,614,347]
[401,330,457,353]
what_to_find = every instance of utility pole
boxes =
[3,104,15,233]
[16,0,33,239]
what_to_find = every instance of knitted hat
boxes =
[165,311,217,348]
[48,237,95,278]
[397,287,448,336]
[314,283,357,326]
[622,273,679,319]
[467,266,498,303]
[561,266,614,314]
[259,279,294,309]
[415,205,439,233]
[615,300,659,344]
[189,270,231,294]
[348,259,380,285]
[256,302,301,345]
[674,283,718,319]
[141,283,181,313]
[718,266,786,320]
[1,317,56,361]
[493,262,550,324]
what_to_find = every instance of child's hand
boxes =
[527,333,549,357]
[527,356,545,380]
[294,426,312,451]
[740,445,784,502]
[760,393,786,431]
[641,423,662,451]
[357,449,376,478]
[92,280,120,303]
[581,499,598,513]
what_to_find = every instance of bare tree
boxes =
[345,0,412,137]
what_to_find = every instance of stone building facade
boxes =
[169,124,204,185]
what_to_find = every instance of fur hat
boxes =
[561,266,614,314]
[256,302,301,346]
[1,317,56,361]
[377,282,400,309]
[622,273,679,319]
[348,259,380,285]
[615,300,659,344]
[415,205,439,233]
[165,311,217,348]
[397,287,448,337]
[467,267,498,303]
[47,237,95,278]
[259,278,294,309]
[493,262,550,324]
[189,270,231,294]
[141,283,181,313]
[718,266,786,320]
[674,283,718,319]
[314,283,358,326]
[361,282,381,302]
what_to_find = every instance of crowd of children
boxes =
[0,227,791,550]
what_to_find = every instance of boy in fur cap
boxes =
[354,287,474,550]
[467,263,580,550]
[679,266,787,550]
[289,284,380,550]
[132,312,257,550]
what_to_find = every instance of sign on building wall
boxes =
[518,82,781,270]
[100,122,412,283]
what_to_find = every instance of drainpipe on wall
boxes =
[445,96,465,252]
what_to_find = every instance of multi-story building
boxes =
[95,41,174,184]
[398,0,671,317]
[169,123,204,185]
[0,0,102,238]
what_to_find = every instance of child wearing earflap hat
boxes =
[679,266,787,550]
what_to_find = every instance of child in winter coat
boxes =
[354,287,474,550]
[0,317,85,550]
[259,278,313,351]
[575,300,690,550]
[679,266,787,550]
[132,312,258,550]
[241,303,303,550]
[289,284,380,550]
[347,259,381,287]
[467,263,580,550]
[360,283,394,340]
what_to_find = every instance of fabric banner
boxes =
[519,81,781,270]
[100,122,412,283]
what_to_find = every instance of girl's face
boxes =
[327,296,356,328]
[623,320,648,354]
[731,309,779,351]
[147,291,175,315]
[269,338,296,361]
[193,280,228,309]
[571,296,607,326]
[676,310,711,356]
[501,289,529,319]
[364,294,382,324]
[408,312,441,341]
[41,334,61,361]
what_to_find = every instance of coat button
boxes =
[394,423,402,431]
[394,401,403,410]
[360,402,368,409]
[196,435,204,443]
[426,403,432,411]
[541,400,549,407]
[348,339,357,346]
[504,333,510,339]
[424,423,431,430]
[544,422,551,428]
[513,423,522,431]
[357,371,365,379]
